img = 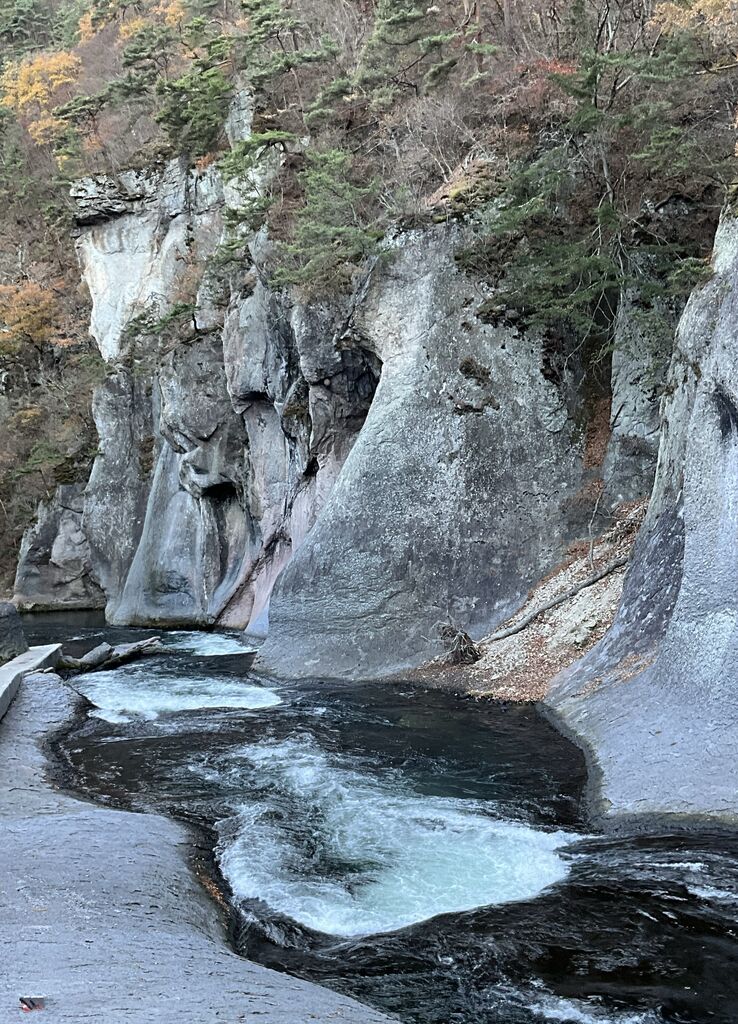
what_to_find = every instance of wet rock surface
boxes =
[0,669,395,1024]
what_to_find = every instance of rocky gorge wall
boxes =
[260,231,602,678]
[13,91,669,679]
[15,95,378,638]
[546,212,738,824]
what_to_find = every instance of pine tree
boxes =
[155,63,231,156]
[273,148,381,292]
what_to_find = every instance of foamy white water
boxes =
[688,884,738,903]
[160,630,255,656]
[523,993,661,1023]
[80,662,281,722]
[215,736,575,937]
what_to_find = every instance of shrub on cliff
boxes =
[271,148,381,293]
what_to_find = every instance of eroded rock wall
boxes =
[17,117,380,630]
[70,158,366,629]
[14,484,105,612]
[14,92,662,676]
[546,213,738,823]
[257,230,599,677]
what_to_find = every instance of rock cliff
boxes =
[13,484,105,612]
[260,230,597,677]
[12,92,670,678]
[546,212,738,824]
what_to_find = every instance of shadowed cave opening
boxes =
[201,480,240,503]
[714,384,738,440]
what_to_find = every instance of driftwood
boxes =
[485,556,629,644]
[59,637,163,675]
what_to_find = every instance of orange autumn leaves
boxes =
[0,282,70,355]
[0,0,202,158]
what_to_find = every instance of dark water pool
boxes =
[26,613,738,1024]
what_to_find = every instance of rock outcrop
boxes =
[258,231,598,677]
[0,601,27,665]
[602,286,675,507]
[547,212,738,824]
[14,484,105,612]
[69,156,381,632]
[15,102,384,634]
[14,88,663,678]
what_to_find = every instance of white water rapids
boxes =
[72,629,577,936]
[75,630,274,723]
[209,735,575,937]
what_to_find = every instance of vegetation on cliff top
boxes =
[1,1,736,285]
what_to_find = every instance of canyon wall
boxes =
[547,212,738,824]
[260,231,597,677]
[14,92,667,678]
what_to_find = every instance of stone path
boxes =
[0,645,60,720]
[0,671,395,1023]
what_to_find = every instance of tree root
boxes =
[436,622,482,665]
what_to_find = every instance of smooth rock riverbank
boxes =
[0,645,60,721]
[0,670,396,1023]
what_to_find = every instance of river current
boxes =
[28,613,738,1024]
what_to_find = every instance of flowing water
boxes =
[27,613,738,1024]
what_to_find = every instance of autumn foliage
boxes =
[0,48,80,143]
[0,281,66,352]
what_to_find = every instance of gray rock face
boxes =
[65,134,378,631]
[257,231,596,678]
[110,331,252,627]
[546,214,738,824]
[84,369,153,615]
[0,601,27,664]
[18,141,609,670]
[17,89,656,678]
[603,286,677,507]
[14,484,105,611]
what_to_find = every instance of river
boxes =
[26,612,738,1024]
